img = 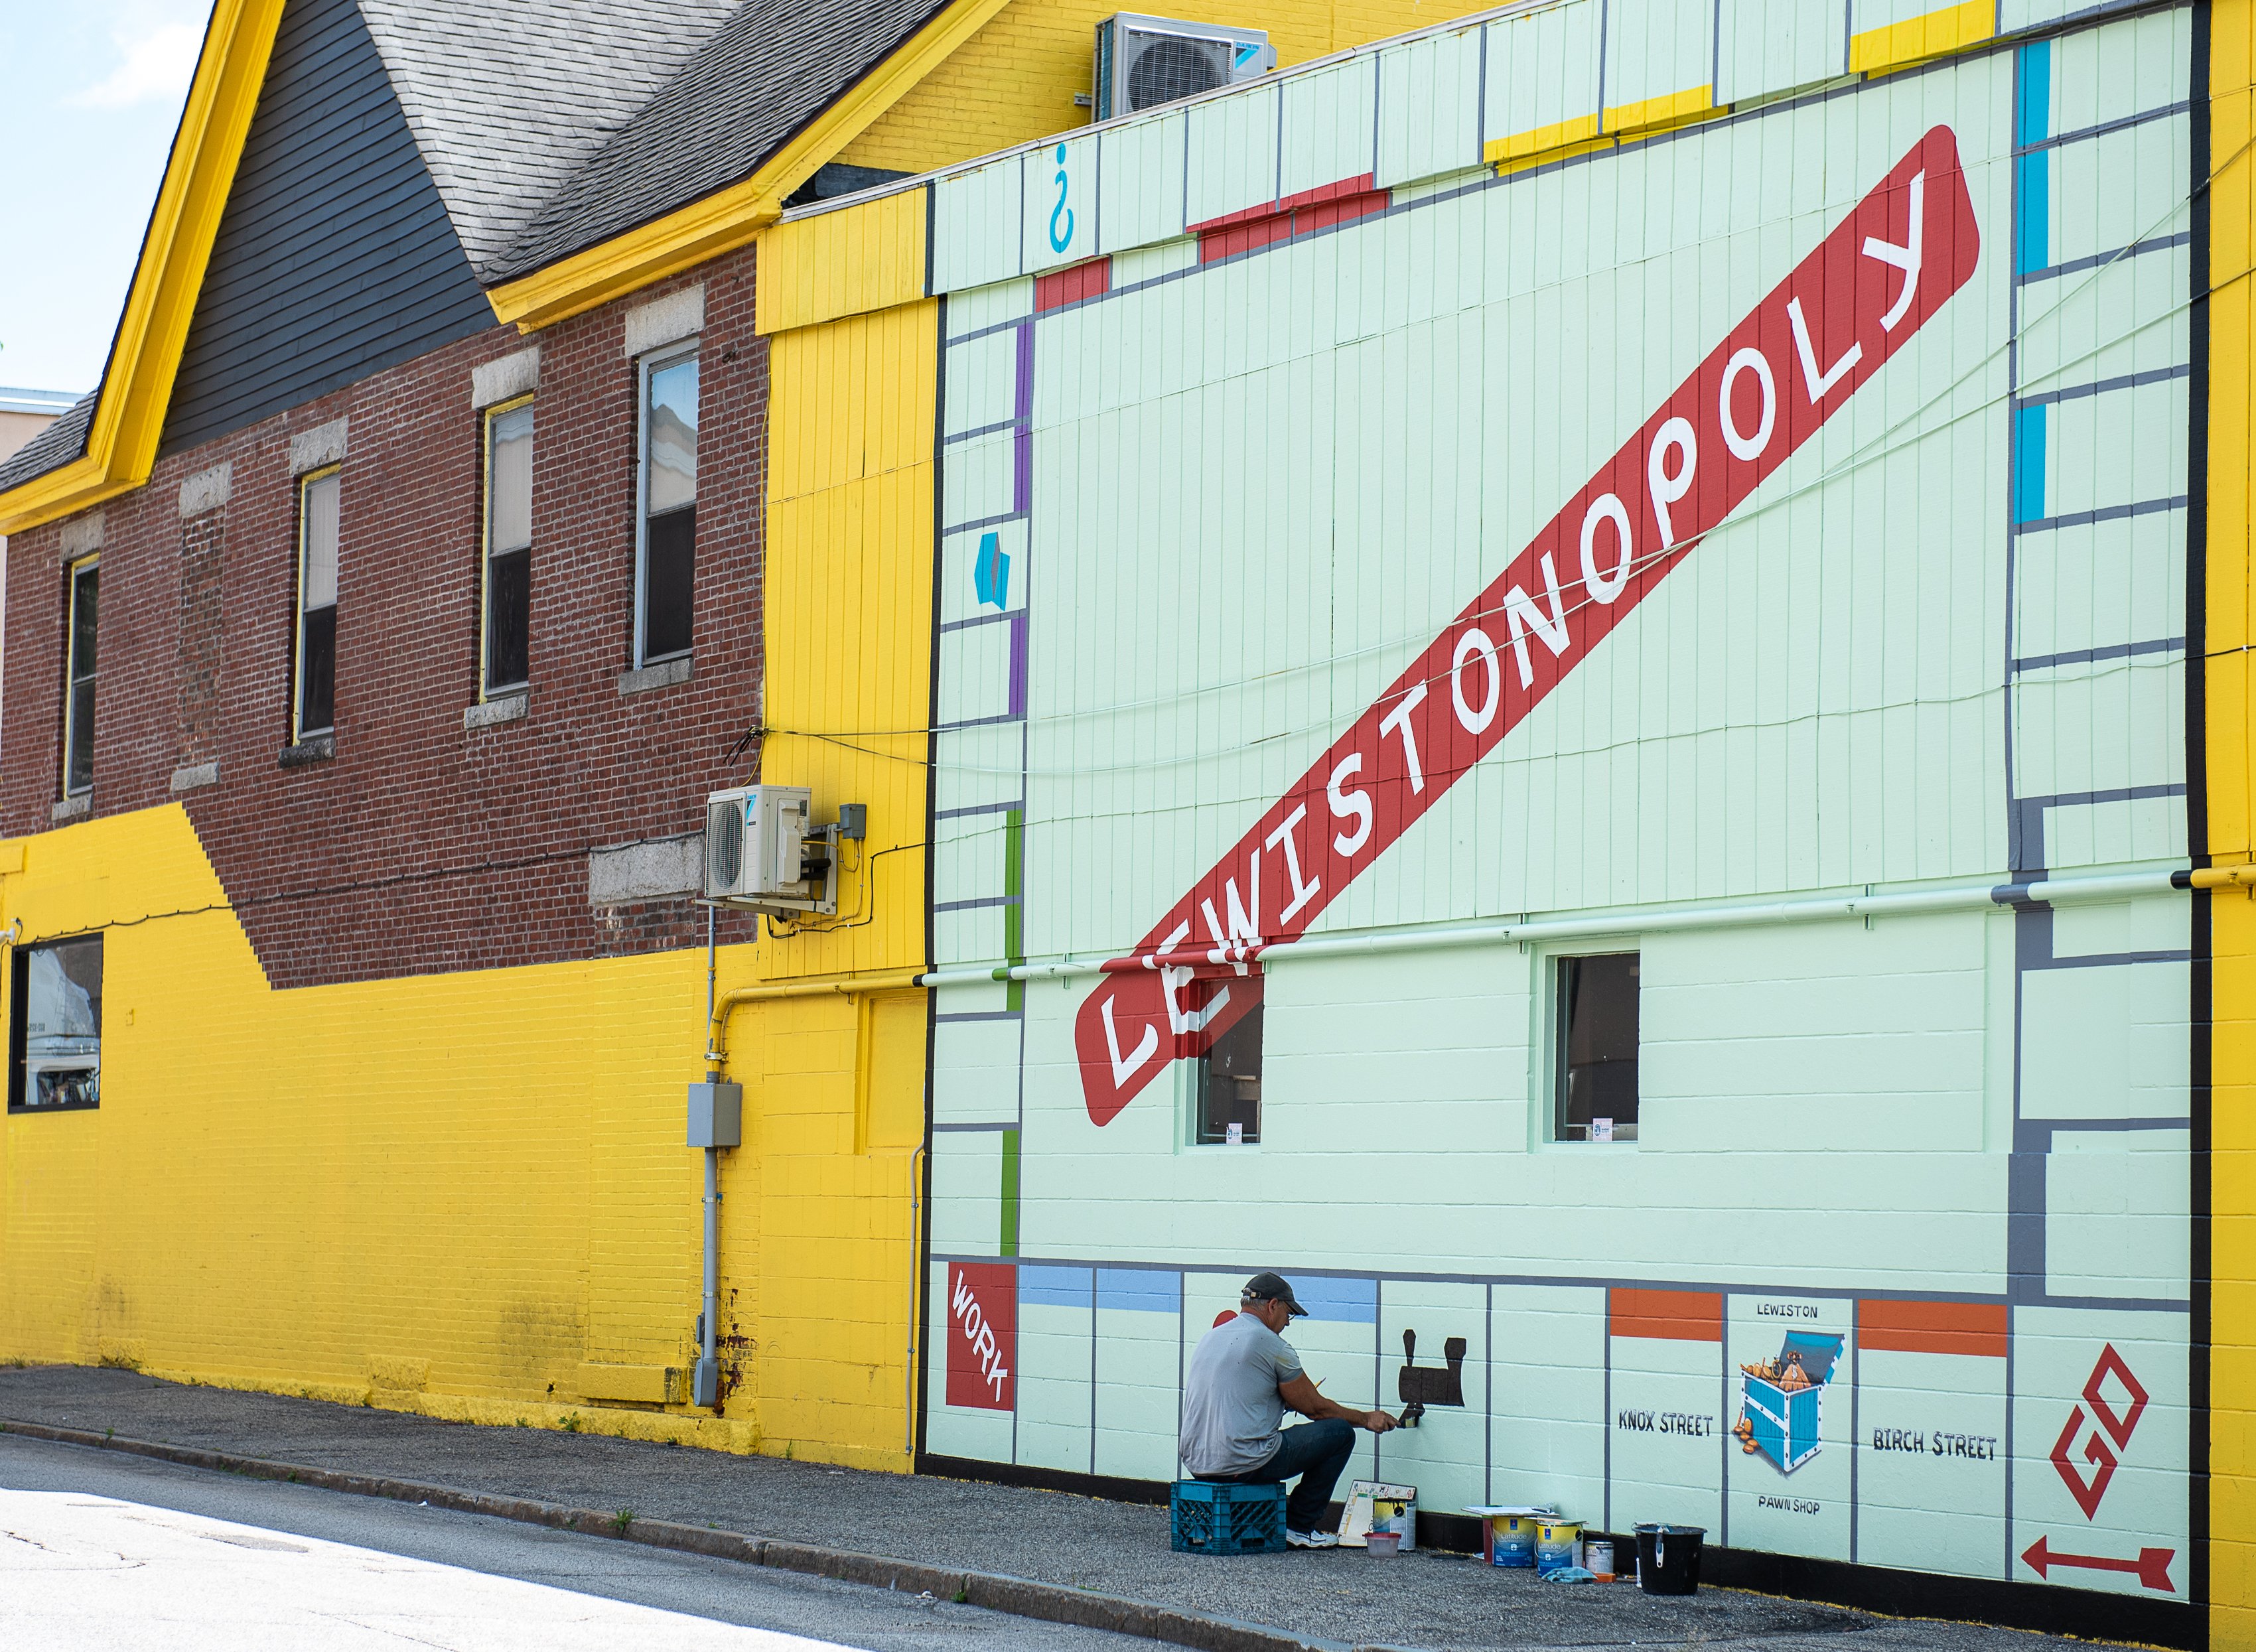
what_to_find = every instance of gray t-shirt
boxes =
[1179,1312,1304,1476]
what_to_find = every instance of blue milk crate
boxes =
[1170,1480,1288,1554]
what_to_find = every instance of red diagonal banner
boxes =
[1074,125,1981,1125]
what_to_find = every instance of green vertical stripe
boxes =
[1005,808,1025,1012]
[999,1129,1021,1257]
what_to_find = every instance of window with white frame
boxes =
[636,346,698,664]
[1555,952,1640,1142]
[483,401,533,695]
[295,467,340,739]
[62,556,98,796]
[1195,981,1263,1145]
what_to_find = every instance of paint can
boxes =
[1535,1517,1583,1576]
[1485,1513,1539,1568]
[1366,1530,1402,1558]
[1583,1538,1615,1581]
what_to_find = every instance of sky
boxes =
[0,0,213,397]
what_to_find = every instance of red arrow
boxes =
[2021,1536,2175,1592]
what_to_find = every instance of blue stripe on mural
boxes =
[1095,1268,1180,1313]
[1020,1264,1093,1307]
[2012,402,2048,525]
[2015,42,2051,277]
[1283,1274,1378,1324]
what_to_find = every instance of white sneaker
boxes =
[1287,1530,1338,1549]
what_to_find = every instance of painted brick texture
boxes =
[1,250,770,987]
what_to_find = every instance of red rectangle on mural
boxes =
[1035,257,1111,313]
[1609,1288,1724,1342]
[1859,1298,2007,1358]
[944,1261,1017,1410]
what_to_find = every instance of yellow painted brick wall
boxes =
[2216,3,2256,1645]
[0,801,928,1468]
[0,806,716,1430]
[837,0,1498,176]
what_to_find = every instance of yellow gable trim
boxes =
[488,0,1013,334]
[0,0,283,537]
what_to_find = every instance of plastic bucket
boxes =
[1486,1514,1539,1568]
[1535,1517,1583,1576]
[1366,1530,1402,1558]
[1635,1525,1705,1595]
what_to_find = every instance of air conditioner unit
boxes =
[705,784,837,916]
[1093,14,1275,121]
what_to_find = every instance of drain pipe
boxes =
[693,905,725,1409]
[905,1140,925,1457]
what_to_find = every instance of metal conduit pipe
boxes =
[905,1140,925,1458]
[706,971,927,1066]
[914,867,2196,989]
[697,906,721,1410]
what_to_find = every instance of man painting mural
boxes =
[1179,1273,1398,1547]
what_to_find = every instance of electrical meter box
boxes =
[687,1081,742,1148]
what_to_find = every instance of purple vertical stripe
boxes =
[1009,612,1029,720]
[1013,322,1034,514]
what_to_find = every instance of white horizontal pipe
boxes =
[916,868,2188,988]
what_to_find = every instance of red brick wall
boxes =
[1,250,770,987]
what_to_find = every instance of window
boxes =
[1196,982,1263,1144]
[62,557,97,796]
[295,468,340,739]
[1555,952,1639,1142]
[636,348,698,664]
[9,934,102,1112]
[483,401,533,695]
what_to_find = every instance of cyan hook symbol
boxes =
[1048,143,1074,253]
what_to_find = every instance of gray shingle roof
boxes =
[0,393,94,497]
[356,0,742,282]
[488,0,950,283]
[4,1,957,504]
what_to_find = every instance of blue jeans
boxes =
[1196,1418,1356,1534]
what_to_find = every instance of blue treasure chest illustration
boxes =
[1732,1331,1845,1475]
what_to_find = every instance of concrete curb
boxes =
[0,1418,1364,1652]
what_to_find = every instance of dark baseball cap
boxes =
[1241,1272,1307,1316]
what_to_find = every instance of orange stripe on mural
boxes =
[1858,1299,2008,1358]
[1609,1288,1724,1342]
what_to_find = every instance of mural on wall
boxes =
[1073,123,1979,1123]
[920,0,2196,1617]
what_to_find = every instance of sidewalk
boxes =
[0,1368,2137,1652]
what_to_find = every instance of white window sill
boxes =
[464,691,528,730]
[50,795,90,823]
[618,656,692,696]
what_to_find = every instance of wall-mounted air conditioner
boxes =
[705,784,837,916]
[1093,14,1275,121]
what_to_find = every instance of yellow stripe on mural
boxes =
[1482,112,1602,168]
[2211,2,2256,1645]
[1849,0,1994,76]
[1603,84,1718,139]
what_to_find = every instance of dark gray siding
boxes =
[159,0,494,456]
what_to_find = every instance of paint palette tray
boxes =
[1170,1480,1288,1554]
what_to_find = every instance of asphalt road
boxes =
[0,1433,1149,1652]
